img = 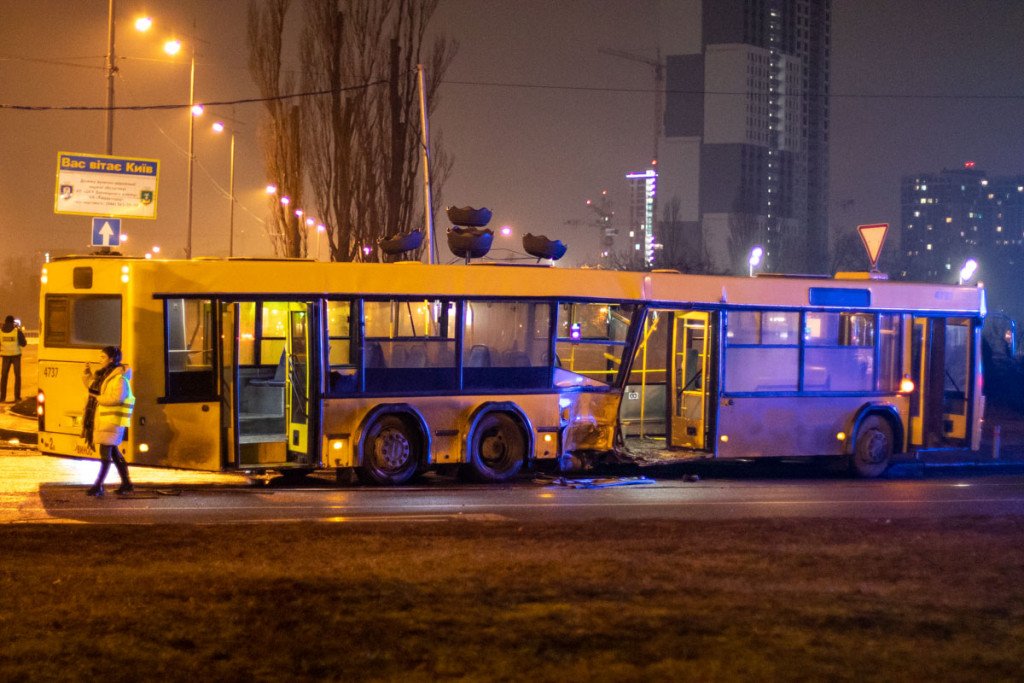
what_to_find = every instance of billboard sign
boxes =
[55,151,159,219]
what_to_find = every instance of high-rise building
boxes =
[626,169,658,266]
[655,0,830,274]
[900,163,1024,282]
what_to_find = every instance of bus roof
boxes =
[44,256,985,315]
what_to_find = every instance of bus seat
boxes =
[403,343,427,368]
[506,351,531,367]
[466,344,492,368]
[250,350,286,387]
[365,342,386,368]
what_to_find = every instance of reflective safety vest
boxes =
[0,330,21,356]
[97,393,135,428]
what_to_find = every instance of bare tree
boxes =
[655,196,712,274]
[247,0,306,257]
[248,0,456,261]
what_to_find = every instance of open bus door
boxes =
[668,311,713,450]
[285,302,320,467]
[219,302,241,468]
[909,317,974,448]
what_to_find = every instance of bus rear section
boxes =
[618,282,985,476]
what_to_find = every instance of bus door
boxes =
[285,302,320,466]
[219,301,241,468]
[909,317,973,448]
[668,311,712,450]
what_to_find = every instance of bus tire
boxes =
[851,414,893,478]
[468,412,526,483]
[357,415,420,486]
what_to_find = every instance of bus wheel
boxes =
[358,415,420,485]
[469,412,526,483]
[851,415,893,478]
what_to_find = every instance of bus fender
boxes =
[354,403,432,467]
[847,403,904,456]
[463,401,536,463]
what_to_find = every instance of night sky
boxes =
[2,1,1023,286]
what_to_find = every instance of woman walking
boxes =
[83,346,135,497]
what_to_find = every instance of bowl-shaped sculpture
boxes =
[448,226,493,260]
[379,229,424,256]
[446,206,493,228]
[523,233,568,261]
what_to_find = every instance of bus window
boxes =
[463,300,552,390]
[878,314,901,392]
[724,310,799,392]
[555,302,636,387]
[803,312,874,392]
[260,302,289,365]
[238,302,256,365]
[43,294,121,348]
[326,300,356,394]
[364,299,457,392]
[165,298,216,400]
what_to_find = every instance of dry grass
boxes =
[2,517,1023,681]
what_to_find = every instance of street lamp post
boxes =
[213,121,236,256]
[185,50,196,260]
[104,0,116,154]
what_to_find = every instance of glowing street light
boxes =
[748,245,764,277]
[499,225,512,237]
[163,39,182,55]
[265,184,277,194]
[135,16,153,32]
[959,258,978,285]
[280,196,291,206]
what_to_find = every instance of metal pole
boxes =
[185,50,196,259]
[228,132,235,257]
[416,64,435,265]
[104,0,116,154]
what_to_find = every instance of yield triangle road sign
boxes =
[857,223,888,269]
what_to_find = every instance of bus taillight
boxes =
[36,390,45,431]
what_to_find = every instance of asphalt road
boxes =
[4,448,1024,524]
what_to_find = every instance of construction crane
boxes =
[598,47,664,164]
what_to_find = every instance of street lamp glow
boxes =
[294,209,303,218]
[959,258,978,285]
[265,184,277,194]
[317,224,326,233]
[134,16,153,32]
[305,218,315,227]
[152,246,161,254]
[748,245,764,277]
[499,225,512,237]
[212,121,225,133]
[280,196,291,206]
[163,39,182,56]
[190,103,204,117]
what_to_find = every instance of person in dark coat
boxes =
[83,346,136,497]
[0,315,27,402]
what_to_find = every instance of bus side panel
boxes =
[715,395,910,458]
[134,402,223,471]
[320,394,563,468]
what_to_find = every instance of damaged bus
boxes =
[36,256,984,482]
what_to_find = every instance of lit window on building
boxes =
[945,217,952,223]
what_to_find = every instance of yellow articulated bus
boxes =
[36,256,985,482]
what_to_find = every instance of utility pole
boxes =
[104,0,116,155]
[598,47,664,163]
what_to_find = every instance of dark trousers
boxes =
[1,355,21,402]
[93,445,131,487]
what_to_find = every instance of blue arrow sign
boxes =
[91,217,122,247]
